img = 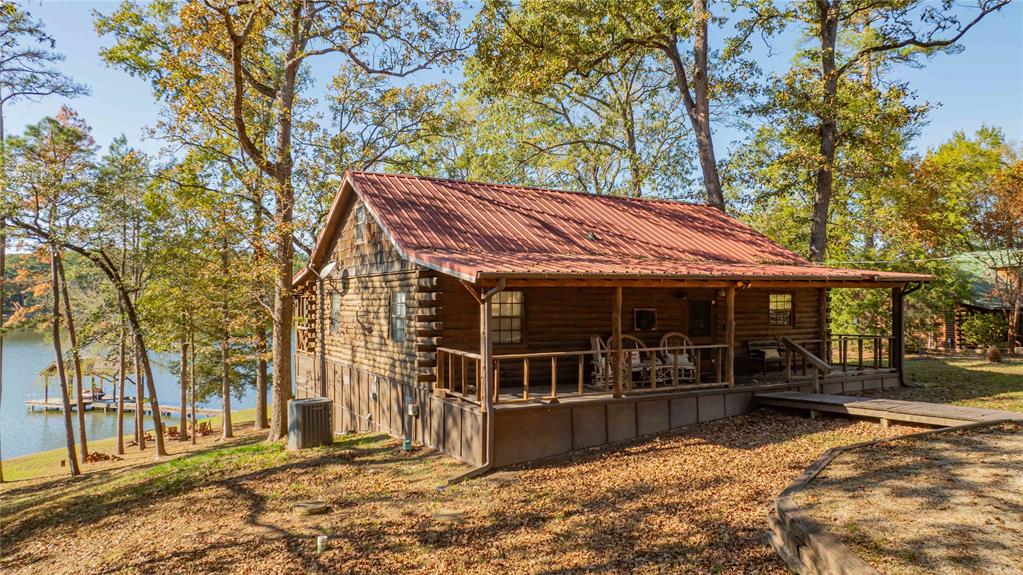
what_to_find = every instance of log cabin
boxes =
[293,172,930,470]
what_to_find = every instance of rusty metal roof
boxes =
[295,171,931,285]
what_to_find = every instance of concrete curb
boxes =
[768,419,1017,574]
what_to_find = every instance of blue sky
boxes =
[6,1,1022,161]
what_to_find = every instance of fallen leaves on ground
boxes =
[1,412,913,575]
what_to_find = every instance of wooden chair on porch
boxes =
[655,332,696,385]
[621,335,652,388]
[589,335,653,390]
[748,339,785,375]
[589,335,613,390]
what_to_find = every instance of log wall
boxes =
[435,278,827,378]
[294,197,476,461]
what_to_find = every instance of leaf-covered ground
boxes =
[795,422,1023,575]
[4,356,1017,573]
[1,412,913,575]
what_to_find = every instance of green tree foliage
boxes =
[473,0,768,205]
[407,58,698,198]
[729,0,1009,261]
[961,313,1008,348]
[97,0,464,441]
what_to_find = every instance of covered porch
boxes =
[432,277,919,407]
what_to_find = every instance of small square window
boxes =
[390,292,407,342]
[634,308,657,331]
[491,290,523,344]
[769,293,794,327]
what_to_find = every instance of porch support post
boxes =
[726,285,735,388]
[818,288,829,360]
[612,286,623,398]
[317,275,327,397]
[892,285,905,382]
[480,281,499,468]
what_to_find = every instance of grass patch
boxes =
[1,408,258,482]
[138,441,290,493]
[900,355,1023,412]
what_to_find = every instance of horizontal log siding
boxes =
[436,281,824,379]
[319,197,418,385]
[296,198,448,453]
[731,288,824,343]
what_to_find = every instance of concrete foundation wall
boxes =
[492,386,761,468]
[492,371,901,468]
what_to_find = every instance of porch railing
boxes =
[782,334,895,381]
[436,343,730,404]
[436,347,483,404]
[827,334,895,371]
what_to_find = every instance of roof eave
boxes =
[473,271,933,285]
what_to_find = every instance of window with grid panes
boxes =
[768,293,794,327]
[491,290,523,343]
[390,292,407,342]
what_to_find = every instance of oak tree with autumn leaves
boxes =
[97,0,464,440]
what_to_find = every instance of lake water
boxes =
[1,330,260,459]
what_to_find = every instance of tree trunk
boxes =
[116,311,126,455]
[1,111,6,481]
[810,0,840,263]
[256,327,269,430]
[116,224,128,454]
[57,256,89,461]
[1008,278,1021,355]
[190,328,197,445]
[134,346,145,450]
[267,175,295,442]
[221,332,233,438]
[689,0,725,210]
[126,306,168,456]
[663,18,724,210]
[0,217,5,483]
[219,220,234,440]
[179,338,189,441]
[50,249,79,477]
[251,177,271,431]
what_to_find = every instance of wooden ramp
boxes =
[755,391,1023,428]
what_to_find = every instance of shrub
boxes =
[987,346,1003,362]
[961,313,1008,349]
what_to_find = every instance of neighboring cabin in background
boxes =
[927,251,1023,351]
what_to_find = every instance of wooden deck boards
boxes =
[754,391,1023,427]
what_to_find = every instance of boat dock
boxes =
[26,398,221,418]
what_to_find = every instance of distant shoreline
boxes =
[1,408,256,481]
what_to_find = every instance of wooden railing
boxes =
[780,334,895,387]
[436,347,483,403]
[496,344,729,404]
[827,334,895,371]
[436,344,730,404]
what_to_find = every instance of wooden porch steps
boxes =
[754,391,1023,428]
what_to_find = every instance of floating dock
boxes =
[26,398,221,417]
